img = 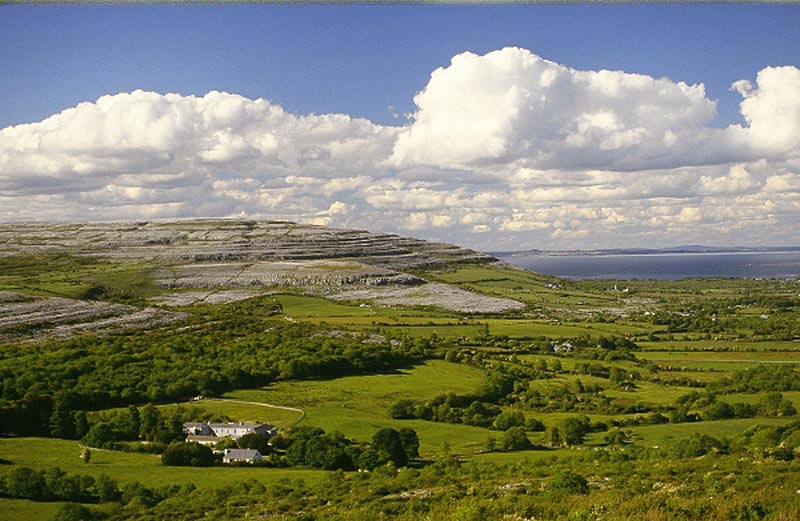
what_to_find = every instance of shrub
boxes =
[161,441,214,466]
[501,426,532,450]
[550,470,589,495]
[492,410,526,431]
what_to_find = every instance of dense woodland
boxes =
[0,247,799,520]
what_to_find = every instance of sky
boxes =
[1,4,800,251]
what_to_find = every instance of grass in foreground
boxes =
[0,437,327,490]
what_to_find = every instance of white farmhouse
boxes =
[183,421,277,445]
[222,448,263,464]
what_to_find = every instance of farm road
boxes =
[209,398,306,426]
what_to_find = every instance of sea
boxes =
[495,250,800,280]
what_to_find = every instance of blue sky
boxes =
[4,4,799,128]
[2,4,800,250]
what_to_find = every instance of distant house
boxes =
[182,421,277,445]
[222,448,263,464]
[183,422,212,436]
[185,435,221,446]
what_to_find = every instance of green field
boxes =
[0,498,62,521]
[2,245,800,520]
[0,438,327,490]
[225,360,488,455]
[628,417,796,447]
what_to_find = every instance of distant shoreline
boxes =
[494,249,800,280]
[489,246,800,257]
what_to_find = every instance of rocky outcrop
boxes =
[0,291,186,342]
[0,220,525,325]
[0,220,494,270]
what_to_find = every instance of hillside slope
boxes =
[0,220,523,341]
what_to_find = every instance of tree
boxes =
[371,428,408,467]
[139,403,160,441]
[73,411,89,439]
[127,404,141,438]
[157,412,185,444]
[558,416,590,446]
[525,417,545,432]
[609,366,626,384]
[52,503,94,521]
[357,448,383,470]
[492,410,526,431]
[161,442,214,466]
[303,434,354,470]
[387,399,416,419]
[95,474,121,502]
[702,401,734,421]
[478,371,514,402]
[550,470,589,494]
[398,428,420,459]
[501,426,532,450]
[50,391,81,439]
[758,392,797,417]
[238,432,269,454]
[80,447,91,464]
[548,426,562,448]
[671,433,727,458]
[604,428,633,446]
[5,466,47,500]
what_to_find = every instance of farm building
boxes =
[183,421,277,445]
[222,448,263,464]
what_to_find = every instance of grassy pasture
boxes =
[224,360,489,455]
[273,294,377,320]
[427,266,622,311]
[638,350,800,363]
[601,380,698,406]
[638,339,800,352]
[718,391,800,408]
[627,417,796,447]
[0,498,62,521]
[649,369,724,384]
[3,242,800,520]
[0,254,159,302]
[156,399,304,430]
[0,437,327,490]
[486,320,602,339]
[516,354,579,370]
[378,323,484,339]
[273,294,474,336]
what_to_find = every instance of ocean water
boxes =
[496,251,800,280]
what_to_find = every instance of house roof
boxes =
[208,422,270,430]
[224,449,262,460]
[186,435,221,443]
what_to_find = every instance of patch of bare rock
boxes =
[0,219,526,317]
[0,220,491,270]
[0,291,186,341]
[331,282,525,314]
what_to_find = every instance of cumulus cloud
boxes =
[390,47,747,171]
[733,66,800,155]
[1,48,800,249]
[0,89,397,195]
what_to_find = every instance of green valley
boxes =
[0,220,798,520]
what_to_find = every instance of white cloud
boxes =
[0,89,397,195]
[390,47,733,171]
[733,66,800,155]
[1,48,799,250]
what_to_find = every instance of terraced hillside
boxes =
[0,220,523,341]
[0,220,490,267]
